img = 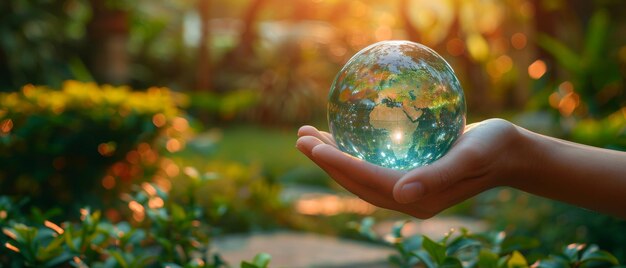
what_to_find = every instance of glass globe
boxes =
[328,40,466,170]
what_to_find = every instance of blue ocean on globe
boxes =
[328,40,466,170]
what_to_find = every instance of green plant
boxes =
[0,0,92,90]
[0,80,182,214]
[0,184,272,267]
[354,218,621,268]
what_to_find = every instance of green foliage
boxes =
[186,89,260,121]
[0,81,181,213]
[354,218,621,268]
[0,0,92,89]
[165,160,292,233]
[0,184,272,267]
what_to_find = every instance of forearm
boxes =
[508,126,626,218]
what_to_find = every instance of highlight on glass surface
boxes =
[328,40,466,170]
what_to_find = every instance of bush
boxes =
[0,81,181,213]
[161,160,292,233]
[354,218,622,268]
[0,184,272,268]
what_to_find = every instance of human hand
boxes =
[296,119,522,218]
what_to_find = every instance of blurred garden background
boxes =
[1,0,626,267]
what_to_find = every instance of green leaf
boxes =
[582,9,609,68]
[501,236,540,254]
[562,243,585,261]
[44,252,74,268]
[358,217,377,240]
[446,237,481,256]
[402,235,423,253]
[388,254,404,267]
[422,236,446,265]
[478,249,499,268]
[392,220,410,239]
[109,250,129,268]
[580,249,619,266]
[170,203,186,221]
[507,251,528,268]
[536,34,581,75]
[252,253,272,268]
[64,227,77,251]
[241,261,259,268]
[534,258,569,268]
[413,250,436,268]
[441,257,463,268]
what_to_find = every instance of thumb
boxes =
[392,148,473,204]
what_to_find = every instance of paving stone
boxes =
[212,231,394,268]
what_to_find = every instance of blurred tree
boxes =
[196,0,212,91]
[0,0,91,90]
[87,0,130,84]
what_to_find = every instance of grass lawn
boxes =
[187,123,332,187]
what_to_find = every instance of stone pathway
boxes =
[212,216,487,268]
[212,186,488,267]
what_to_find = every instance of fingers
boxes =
[296,127,490,219]
[311,144,404,194]
[298,125,336,147]
[296,136,403,209]
[393,140,487,204]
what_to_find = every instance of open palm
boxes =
[296,119,520,218]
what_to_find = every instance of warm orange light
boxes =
[172,117,189,132]
[126,150,140,164]
[495,55,513,73]
[152,113,167,128]
[446,38,465,56]
[549,92,560,108]
[511,33,527,49]
[148,197,164,209]
[102,175,116,190]
[5,242,19,253]
[44,220,65,235]
[138,143,151,154]
[80,208,89,221]
[183,166,200,179]
[295,194,376,216]
[98,142,116,157]
[528,60,547,79]
[166,138,182,153]
[374,26,392,41]
[164,162,180,177]
[141,182,157,196]
[558,93,579,117]
[0,119,13,134]
[128,200,145,214]
[2,229,17,240]
[153,175,172,192]
[0,210,6,220]
[519,1,534,18]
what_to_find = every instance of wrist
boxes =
[501,124,542,189]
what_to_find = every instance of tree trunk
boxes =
[195,0,212,91]
[87,0,129,85]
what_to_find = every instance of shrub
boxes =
[0,81,182,213]
[0,184,272,268]
[354,218,621,268]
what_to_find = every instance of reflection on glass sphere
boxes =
[328,40,466,170]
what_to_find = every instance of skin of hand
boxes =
[296,119,626,219]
